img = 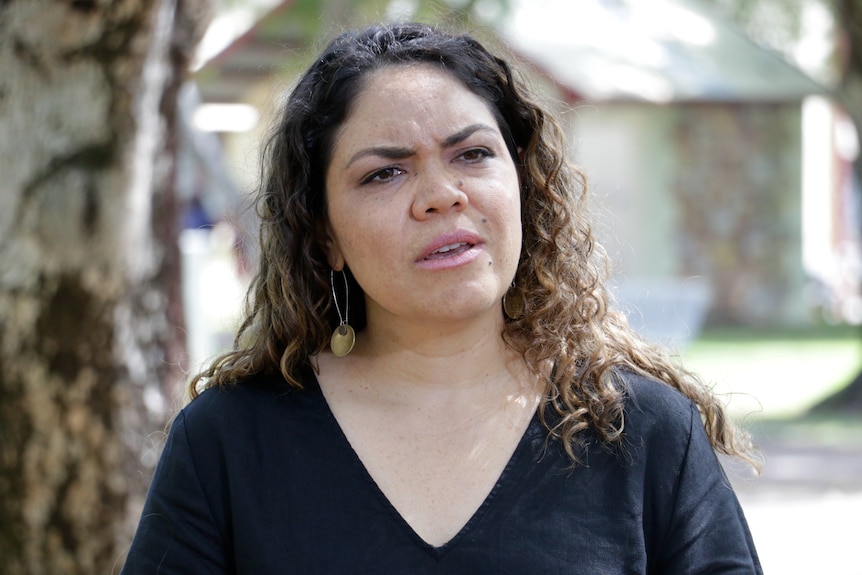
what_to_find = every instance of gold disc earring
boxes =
[503,282,525,319]
[330,269,355,357]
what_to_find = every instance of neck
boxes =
[376,309,506,368]
[324,307,533,407]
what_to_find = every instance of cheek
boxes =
[497,186,524,261]
[487,184,522,234]
[326,205,361,266]
[330,206,392,263]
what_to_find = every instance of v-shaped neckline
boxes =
[307,371,538,557]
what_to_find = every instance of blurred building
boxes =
[183,0,855,351]
[499,0,829,339]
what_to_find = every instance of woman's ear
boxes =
[318,220,345,271]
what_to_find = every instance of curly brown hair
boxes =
[190,22,757,467]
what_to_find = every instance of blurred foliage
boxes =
[210,0,512,26]
[194,0,513,92]
[711,0,808,53]
[708,0,844,86]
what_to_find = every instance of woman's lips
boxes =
[424,242,472,259]
[416,231,484,269]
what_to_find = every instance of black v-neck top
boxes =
[121,370,762,574]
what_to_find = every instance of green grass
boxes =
[680,325,862,420]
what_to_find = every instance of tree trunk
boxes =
[0,0,208,572]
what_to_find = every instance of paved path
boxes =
[725,434,862,574]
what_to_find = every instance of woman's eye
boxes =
[459,148,493,162]
[361,167,403,185]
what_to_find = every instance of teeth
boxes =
[433,242,466,255]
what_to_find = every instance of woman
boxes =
[122,22,762,573]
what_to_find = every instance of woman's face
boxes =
[324,64,522,329]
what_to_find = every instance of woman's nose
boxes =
[410,166,469,220]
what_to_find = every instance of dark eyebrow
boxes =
[346,146,414,169]
[442,123,497,148]
[344,123,497,169]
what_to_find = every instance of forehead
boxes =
[337,64,498,140]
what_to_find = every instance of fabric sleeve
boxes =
[656,403,762,575]
[120,410,231,575]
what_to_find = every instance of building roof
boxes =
[195,0,825,104]
[193,0,306,103]
[500,0,824,103]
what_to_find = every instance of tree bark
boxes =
[0,0,208,572]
